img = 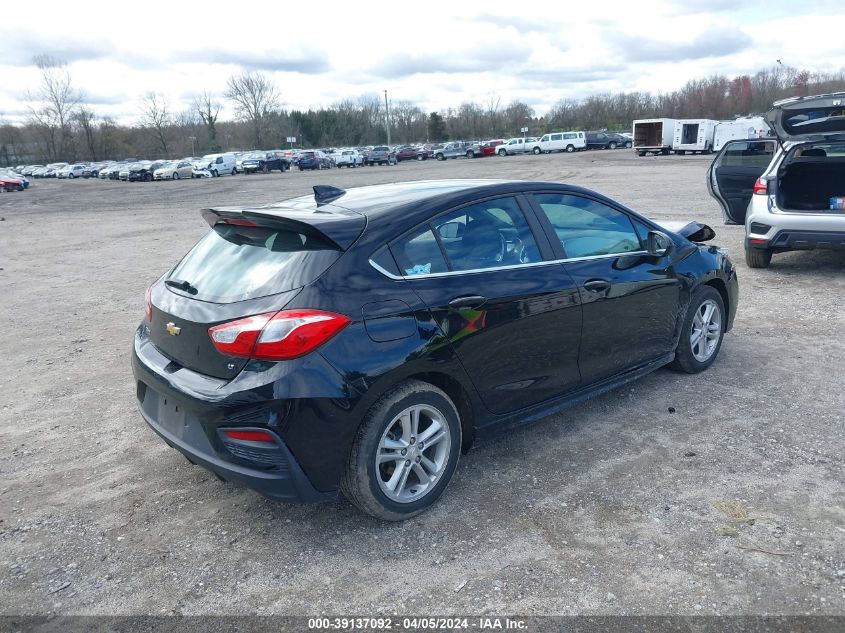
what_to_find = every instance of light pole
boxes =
[188,136,196,156]
[384,90,391,146]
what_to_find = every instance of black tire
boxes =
[498,149,507,156]
[436,153,444,161]
[676,150,685,155]
[532,147,541,155]
[625,141,632,148]
[637,151,646,157]
[745,246,773,269]
[466,150,474,158]
[609,142,617,149]
[341,380,462,521]
[211,169,218,177]
[416,154,424,161]
[565,144,575,153]
[668,286,726,374]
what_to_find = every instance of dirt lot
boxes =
[1,152,843,617]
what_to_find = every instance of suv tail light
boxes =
[208,309,351,361]
[752,177,768,195]
[145,282,154,322]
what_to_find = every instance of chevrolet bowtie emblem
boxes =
[165,322,181,336]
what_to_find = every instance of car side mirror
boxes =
[646,230,673,257]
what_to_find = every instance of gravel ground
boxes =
[0,151,843,617]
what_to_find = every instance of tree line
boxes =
[2,57,845,166]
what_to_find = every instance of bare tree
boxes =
[26,55,83,161]
[139,92,171,155]
[225,71,279,148]
[193,91,222,152]
[74,108,98,160]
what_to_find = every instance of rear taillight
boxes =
[208,309,351,361]
[753,177,768,195]
[222,429,276,443]
[145,283,153,322]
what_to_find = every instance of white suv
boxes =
[708,92,845,268]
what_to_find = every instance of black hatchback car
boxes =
[133,180,738,520]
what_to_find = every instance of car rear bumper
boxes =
[131,328,338,504]
[137,394,328,503]
[746,200,845,251]
[747,230,845,252]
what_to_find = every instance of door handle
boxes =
[583,279,611,293]
[448,295,488,309]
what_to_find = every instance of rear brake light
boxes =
[208,310,351,361]
[219,218,257,227]
[753,177,768,195]
[223,429,275,442]
[145,282,153,322]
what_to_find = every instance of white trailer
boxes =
[673,119,717,154]
[713,116,771,151]
[633,118,676,156]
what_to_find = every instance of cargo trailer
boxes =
[633,119,676,156]
[673,119,717,154]
[713,116,771,151]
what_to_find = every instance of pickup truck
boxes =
[496,137,537,155]
[365,146,396,166]
[332,149,364,167]
[467,139,504,158]
[433,142,468,160]
[394,146,420,161]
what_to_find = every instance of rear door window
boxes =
[391,228,448,276]
[168,223,340,303]
[720,140,776,168]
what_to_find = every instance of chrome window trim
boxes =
[368,251,648,281]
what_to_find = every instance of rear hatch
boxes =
[766,92,845,142]
[766,93,845,213]
[148,198,364,380]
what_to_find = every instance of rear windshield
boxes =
[168,224,340,303]
[782,106,845,137]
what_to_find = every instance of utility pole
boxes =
[188,136,196,156]
[384,90,391,146]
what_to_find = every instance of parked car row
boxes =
[7,131,637,185]
[0,167,29,192]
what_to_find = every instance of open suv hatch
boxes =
[708,92,845,267]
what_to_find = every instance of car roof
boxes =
[212,179,633,249]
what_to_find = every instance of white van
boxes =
[191,153,237,178]
[528,131,586,154]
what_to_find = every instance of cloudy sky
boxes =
[2,0,845,125]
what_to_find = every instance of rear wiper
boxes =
[165,278,198,295]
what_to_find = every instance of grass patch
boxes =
[714,501,752,522]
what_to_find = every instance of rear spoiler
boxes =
[657,220,716,242]
[201,205,366,250]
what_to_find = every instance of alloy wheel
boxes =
[690,299,722,362]
[376,404,451,503]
